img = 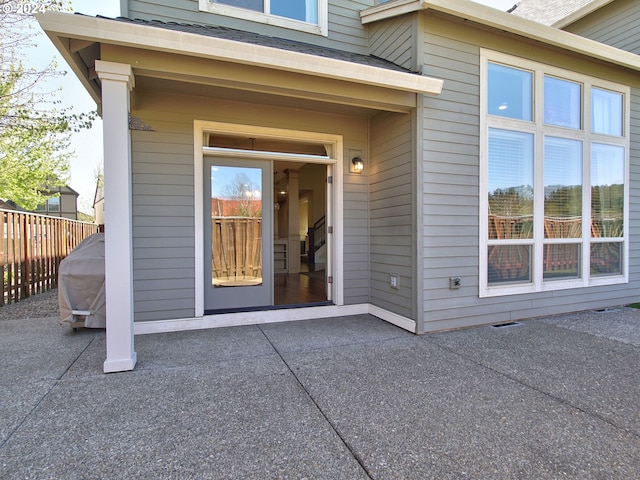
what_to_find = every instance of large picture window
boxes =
[481,51,629,296]
[199,0,327,35]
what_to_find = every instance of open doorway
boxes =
[202,127,336,314]
[273,162,329,306]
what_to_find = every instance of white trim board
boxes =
[194,120,344,318]
[133,303,417,335]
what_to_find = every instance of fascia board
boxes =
[361,0,640,73]
[552,0,615,28]
[360,0,422,22]
[35,12,443,96]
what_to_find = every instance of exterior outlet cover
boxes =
[390,274,399,289]
[450,277,462,289]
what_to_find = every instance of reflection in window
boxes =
[544,244,581,280]
[488,245,531,284]
[272,0,317,22]
[592,88,623,136]
[488,63,532,121]
[210,166,263,288]
[217,0,262,11]
[591,143,624,238]
[216,0,318,23]
[544,137,582,238]
[482,52,628,293]
[488,129,534,240]
[591,242,622,276]
[544,76,581,129]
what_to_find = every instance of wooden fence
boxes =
[1,209,99,305]
[212,217,262,286]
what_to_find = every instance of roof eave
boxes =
[361,0,640,73]
[35,11,443,99]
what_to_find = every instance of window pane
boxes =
[488,245,532,284]
[544,243,581,280]
[211,166,263,287]
[591,143,624,238]
[590,242,622,276]
[544,76,581,129]
[271,0,317,22]
[592,88,622,136]
[544,137,582,238]
[488,63,532,121]
[47,196,60,212]
[488,129,534,239]
[217,0,262,12]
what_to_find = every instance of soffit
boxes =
[133,76,391,117]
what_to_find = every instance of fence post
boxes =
[21,215,32,299]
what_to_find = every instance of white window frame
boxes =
[479,50,630,298]
[199,0,328,36]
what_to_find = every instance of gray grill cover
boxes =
[58,233,106,328]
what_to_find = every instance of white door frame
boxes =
[193,120,344,320]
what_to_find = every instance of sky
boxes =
[22,0,517,213]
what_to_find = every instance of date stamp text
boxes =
[2,2,49,14]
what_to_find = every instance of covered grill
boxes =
[58,233,106,329]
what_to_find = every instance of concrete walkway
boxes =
[1,308,639,479]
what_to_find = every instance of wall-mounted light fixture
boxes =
[351,156,364,174]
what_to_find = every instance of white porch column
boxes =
[95,60,137,373]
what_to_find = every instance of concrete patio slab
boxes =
[428,316,640,438]
[278,335,640,479]
[0,350,368,479]
[1,303,639,479]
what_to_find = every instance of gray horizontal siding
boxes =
[421,28,480,331]
[131,118,195,322]
[129,87,370,321]
[343,154,370,306]
[419,16,640,331]
[565,0,640,54]
[369,111,415,320]
[127,0,372,54]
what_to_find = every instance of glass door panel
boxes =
[204,159,272,311]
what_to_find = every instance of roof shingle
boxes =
[509,0,595,26]
[106,16,415,74]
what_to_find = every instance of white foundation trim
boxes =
[133,304,416,335]
[367,305,417,333]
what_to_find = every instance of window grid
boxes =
[480,50,629,297]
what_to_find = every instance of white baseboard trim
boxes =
[133,303,415,335]
[367,304,416,332]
